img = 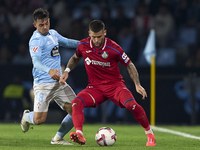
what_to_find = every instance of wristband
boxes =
[64,68,71,73]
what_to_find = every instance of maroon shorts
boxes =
[76,81,135,108]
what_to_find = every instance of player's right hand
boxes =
[59,72,69,86]
[49,69,60,81]
[135,84,147,100]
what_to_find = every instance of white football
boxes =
[95,127,117,146]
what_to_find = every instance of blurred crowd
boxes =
[1,0,200,67]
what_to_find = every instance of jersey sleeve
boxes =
[29,38,51,73]
[75,42,83,57]
[54,30,79,48]
[29,38,41,58]
[116,46,131,67]
[32,56,51,73]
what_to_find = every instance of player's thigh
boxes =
[54,83,76,111]
[33,83,55,113]
[77,88,107,107]
[109,86,135,108]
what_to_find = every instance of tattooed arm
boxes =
[127,61,147,99]
[66,54,82,71]
[127,61,140,86]
[59,54,82,85]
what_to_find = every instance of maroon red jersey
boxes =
[75,37,131,85]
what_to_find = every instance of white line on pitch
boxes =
[151,126,200,140]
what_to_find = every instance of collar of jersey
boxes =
[36,30,50,36]
[90,38,107,50]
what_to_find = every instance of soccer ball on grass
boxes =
[95,127,117,146]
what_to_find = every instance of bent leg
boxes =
[124,100,150,129]
[23,111,48,125]
[33,112,48,125]
[72,89,102,132]
[71,97,86,132]
[118,90,150,129]
[124,99,156,146]
[51,83,76,144]
[54,102,73,140]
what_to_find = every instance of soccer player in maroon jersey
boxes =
[59,20,156,146]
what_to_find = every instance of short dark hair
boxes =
[32,8,49,22]
[89,20,105,33]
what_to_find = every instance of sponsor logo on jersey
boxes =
[86,50,92,53]
[32,47,39,53]
[85,57,110,67]
[51,46,60,59]
[85,57,92,65]
[101,51,108,59]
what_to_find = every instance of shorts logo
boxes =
[86,50,92,53]
[32,47,39,53]
[101,51,108,59]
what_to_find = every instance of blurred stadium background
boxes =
[1,0,200,125]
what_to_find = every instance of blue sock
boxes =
[57,114,73,138]
[25,111,35,124]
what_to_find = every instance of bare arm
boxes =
[66,54,82,71]
[59,54,82,85]
[127,61,140,86]
[127,61,147,99]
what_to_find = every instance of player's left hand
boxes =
[59,72,69,86]
[135,85,147,100]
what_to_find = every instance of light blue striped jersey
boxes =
[29,29,79,84]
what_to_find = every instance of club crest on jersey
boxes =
[32,47,39,53]
[101,51,108,59]
[51,46,60,59]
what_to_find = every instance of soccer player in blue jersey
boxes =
[20,8,79,145]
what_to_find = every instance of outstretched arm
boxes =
[59,54,82,85]
[126,61,147,99]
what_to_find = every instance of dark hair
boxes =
[89,20,105,33]
[32,8,49,22]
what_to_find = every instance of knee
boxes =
[125,100,146,117]
[71,98,85,113]
[125,100,138,111]
[72,98,84,107]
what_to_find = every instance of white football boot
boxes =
[20,110,30,132]
[51,138,73,145]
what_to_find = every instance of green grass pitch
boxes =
[0,123,200,150]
